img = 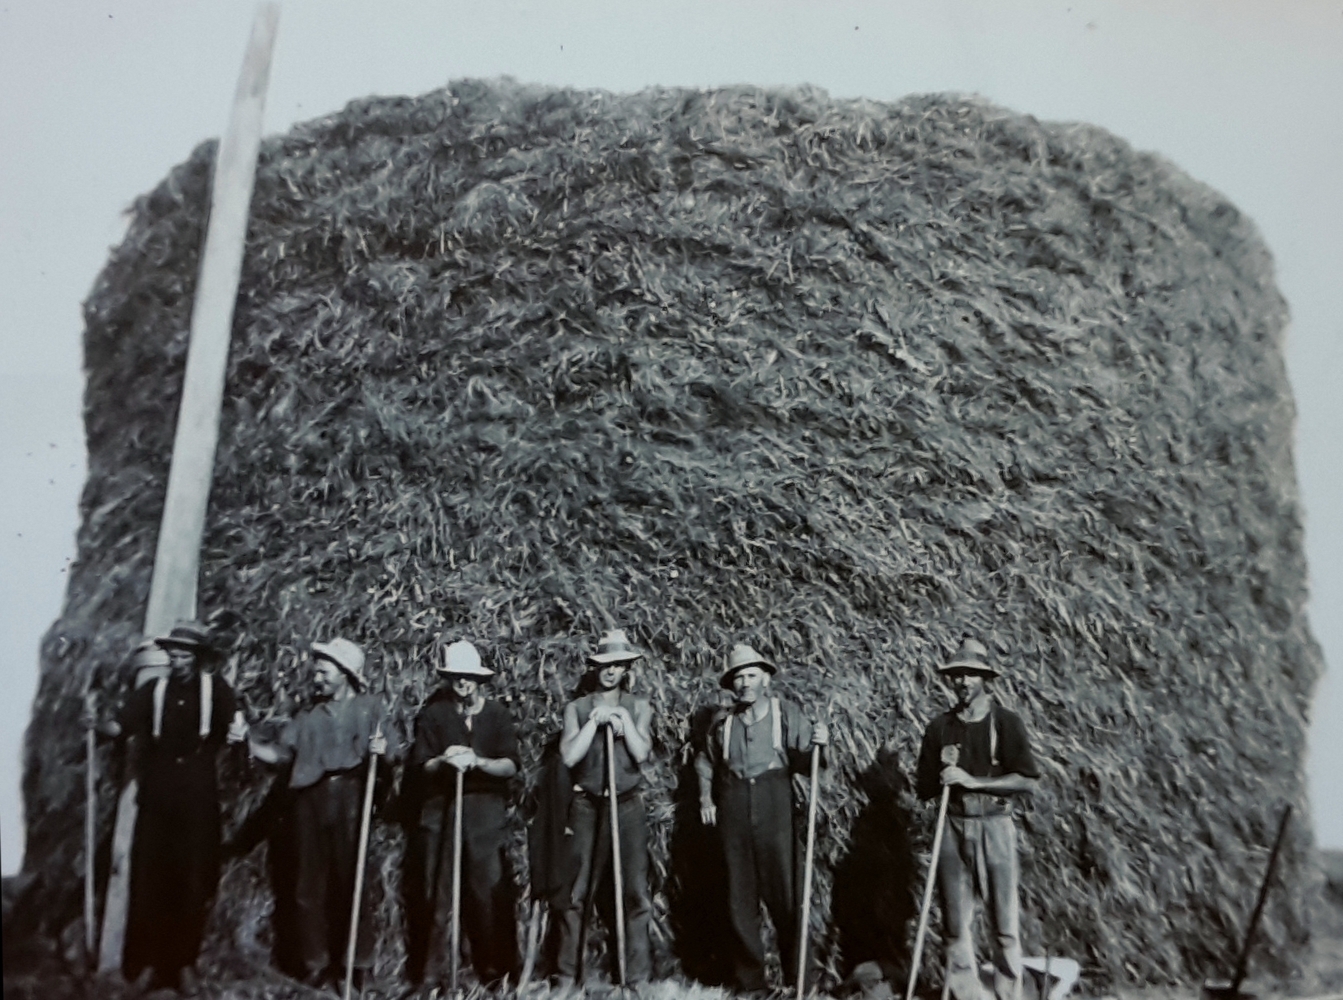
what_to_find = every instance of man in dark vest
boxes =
[408,639,522,988]
[915,638,1040,1000]
[555,629,654,988]
[111,621,245,995]
[246,637,395,991]
[694,643,828,995]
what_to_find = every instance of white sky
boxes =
[1,0,1340,874]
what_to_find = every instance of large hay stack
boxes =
[15,80,1320,989]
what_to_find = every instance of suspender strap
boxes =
[989,702,999,770]
[770,697,782,753]
[722,711,732,753]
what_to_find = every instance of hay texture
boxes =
[15,80,1321,989]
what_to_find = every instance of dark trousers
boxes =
[123,760,221,987]
[292,771,375,978]
[555,791,652,984]
[420,791,519,985]
[718,769,801,992]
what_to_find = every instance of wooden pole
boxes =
[1229,805,1293,993]
[605,725,627,987]
[97,5,279,973]
[84,725,97,961]
[905,785,952,1000]
[343,725,382,1000]
[449,768,465,993]
[795,744,821,1000]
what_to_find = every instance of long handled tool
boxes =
[796,741,822,1000]
[449,767,465,993]
[905,745,959,1000]
[605,724,628,987]
[84,691,98,964]
[1203,805,1293,1000]
[343,721,383,1000]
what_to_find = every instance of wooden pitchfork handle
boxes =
[905,784,952,1000]
[450,767,465,993]
[796,742,822,1000]
[606,724,628,986]
[343,726,382,1000]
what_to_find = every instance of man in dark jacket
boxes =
[409,639,521,987]
[113,621,245,994]
[915,639,1040,1000]
[554,629,654,988]
[694,643,828,995]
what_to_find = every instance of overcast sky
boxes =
[2,0,1340,875]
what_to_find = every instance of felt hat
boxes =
[438,640,494,678]
[938,638,999,678]
[720,643,776,689]
[155,621,214,653]
[312,637,368,690]
[131,637,170,669]
[587,629,644,666]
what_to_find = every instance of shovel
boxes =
[1201,805,1292,1000]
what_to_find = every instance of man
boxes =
[247,637,393,990]
[694,643,829,995]
[915,638,1040,1000]
[112,621,245,995]
[408,639,522,988]
[555,629,654,987]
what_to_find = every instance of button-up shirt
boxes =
[278,693,393,790]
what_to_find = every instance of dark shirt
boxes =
[410,691,520,798]
[915,701,1040,803]
[120,671,236,762]
[568,691,647,797]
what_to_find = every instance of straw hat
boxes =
[938,638,999,678]
[131,637,169,669]
[312,637,367,690]
[588,629,643,666]
[155,621,214,653]
[720,643,776,689]
[438,640,494,678]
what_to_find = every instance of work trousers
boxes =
[555,791,652,984]
[939,814,1023,1000]
[420,791,519,985]
[292,771,375,980]
[717,769,802,992]
[123,756,222,988]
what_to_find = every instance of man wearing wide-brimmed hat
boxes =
[110,621,244,995]
[554,628,655,987]
[248,636,398,991]
[694,642,829,995]
[915,638,1040,1000]
[407,639,522,988]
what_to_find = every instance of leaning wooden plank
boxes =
[96,3,279,974]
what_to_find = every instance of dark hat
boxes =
[588,629,644,666]
[938,638,999,678]
[155,621,214,653]
[720,643,776,689]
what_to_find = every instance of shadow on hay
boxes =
[830,745,919,986]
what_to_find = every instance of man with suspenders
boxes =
[915,638,1040,1000]
[109,621,244,994]
[694,643,829,995]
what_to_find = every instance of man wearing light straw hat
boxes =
[694,642,829,995]
[408,639,521,988]
[915,638,1040,1000]
[555,628,654,988]
[247,636,395,991]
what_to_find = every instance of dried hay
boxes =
[13,79,1322,992]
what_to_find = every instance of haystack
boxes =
[13,80,1321,990]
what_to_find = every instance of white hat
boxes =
[438,640,494,678]
[720,643,776,689]
[588,629,644,665]
[312,637,368,689]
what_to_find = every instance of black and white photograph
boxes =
[2,3,1341,1000]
